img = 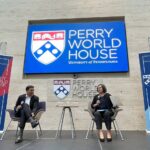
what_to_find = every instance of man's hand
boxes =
[16,105,22,111]
[32,113,35,117]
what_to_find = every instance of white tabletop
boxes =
[56,102,79,107]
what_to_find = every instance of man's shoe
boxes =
[15,129,23,144]
[29,117,39,128]
[15,136,23,144]
[31,120,39,128]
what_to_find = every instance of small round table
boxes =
[55,102,78,139]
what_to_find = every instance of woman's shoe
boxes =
[106,130,112,142]
[99,138,105,142]
[99,130,105,142]
[106,137,112,142]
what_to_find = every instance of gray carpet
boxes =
[0,131,150,150]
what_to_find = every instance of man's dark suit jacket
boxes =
[14,94,39,114]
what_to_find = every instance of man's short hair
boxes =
[26,85,34,91]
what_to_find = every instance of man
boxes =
[14,85,39,144]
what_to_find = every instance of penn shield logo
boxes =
[53,80,70,99]
[143,74,150,87]
[31,31,65,65]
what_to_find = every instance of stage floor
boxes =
[0,131,150,150]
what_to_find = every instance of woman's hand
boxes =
[93,100,100,107]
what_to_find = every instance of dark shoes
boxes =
[29,117,39,128]
[15,117,39,144]
[106,130,112,142]
[99,130,112,142]
[99,137,112,142]
[99,137,105,142]
[99,130,105,142]
[15,129,23,144]
[31,120,39,128]
[107,137,112,142]
[15,136,23,144]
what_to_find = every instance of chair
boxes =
[85,97,124,140]
[0,101,46,140]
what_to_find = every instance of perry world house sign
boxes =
[24,19,129,74]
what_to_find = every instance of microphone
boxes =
[21,101,24,105]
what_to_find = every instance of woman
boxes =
[91,84,114,142]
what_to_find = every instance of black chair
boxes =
[0,101,46,140]
[85,97,124,140]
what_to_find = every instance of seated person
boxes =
[14,85,39,144]
[91,84,114,142]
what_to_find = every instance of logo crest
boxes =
[143,74,150,87]
[53,80,70,99]
[31,31,65,65]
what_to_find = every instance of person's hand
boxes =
[93,100,100,107]
[16,105,22,111]
[32,113,35,117]
[96,100,100,105]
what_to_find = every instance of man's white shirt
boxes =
[25,95,31,106]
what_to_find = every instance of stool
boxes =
[55,104,78,139]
